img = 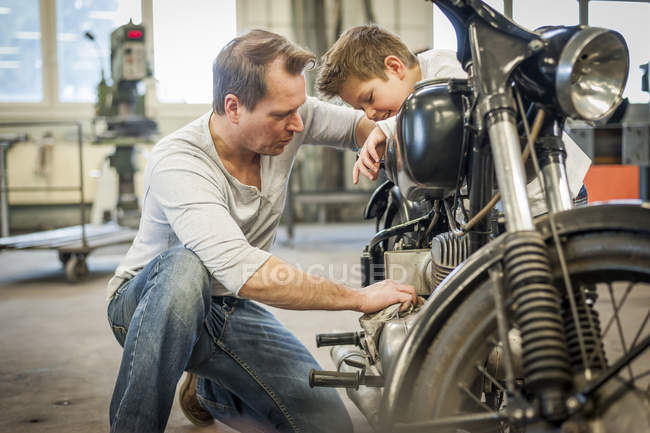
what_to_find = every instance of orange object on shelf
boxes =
[583,165,640,203]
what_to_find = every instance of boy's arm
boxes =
[352,116,397,184]
[353,126,386,184]
[376,116,397,144]
[355,116,376,149]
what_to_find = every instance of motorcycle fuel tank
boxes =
[389,79,468,201]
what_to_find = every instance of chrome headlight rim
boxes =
[555,26,629,122]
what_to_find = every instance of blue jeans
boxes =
[107,248,353,433]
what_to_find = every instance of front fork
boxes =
[466,16,577,419]
[486,110,535,232]
[485,107,574,421]
[538,121,574,214]
[488,110,575,220]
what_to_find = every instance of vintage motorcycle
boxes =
[309,1,650,432]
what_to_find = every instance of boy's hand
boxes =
[353,126,387,184]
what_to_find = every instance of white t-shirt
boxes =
[376,49,591,215]
[107,97,363,299]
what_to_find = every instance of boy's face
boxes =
[338,60,414,122]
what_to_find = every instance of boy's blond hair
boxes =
[316,24,417,99]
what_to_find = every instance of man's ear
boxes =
[224,94,241,124]
[384,55,407,80]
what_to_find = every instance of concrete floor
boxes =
[0,223,376,433]
[2,222,648,433]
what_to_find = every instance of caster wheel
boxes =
[58,251,71,267]
[65,255,89,282]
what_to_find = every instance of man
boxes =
[106,29,416,433]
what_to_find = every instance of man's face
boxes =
[338,70,412,122]
[237,58,306,156]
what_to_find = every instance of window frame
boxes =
[0,0,211,122]
[3,1,638,122]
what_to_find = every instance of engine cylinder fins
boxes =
[430,232,469,287]
[562,284,608,372]
[503,231,573,403]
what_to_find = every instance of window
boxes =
[0,0,42,102]
[590,1,650,103]
[55,0,141,103]
[433,0,503,51]
[433,0,648,104]
[513,0,579,30]
[152,0,236,104]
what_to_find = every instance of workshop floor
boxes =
[0,223,376,433]
[2,222,649,433]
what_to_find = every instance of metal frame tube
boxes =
[468,138,494,252]
[0,142,8,237]
[486,112,534,232]
[0,122,86,246]
[542,160,573,213]
[579,0,589,25]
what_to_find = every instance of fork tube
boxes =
[542,158,573,213]
[489,111,574,421]
[468,139,493,254]
[486,111,534,233]
[539,125,573,213]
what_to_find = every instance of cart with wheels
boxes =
[0,223,136,282]
[0,121,137,282]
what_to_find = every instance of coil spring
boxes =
[504,232,572,393]
[562,285,608,372]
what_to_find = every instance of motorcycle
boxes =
[309,1,650,432]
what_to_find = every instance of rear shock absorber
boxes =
[562,284,608,373]
[504,231,572,421]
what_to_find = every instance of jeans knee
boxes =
[160,248,212,319]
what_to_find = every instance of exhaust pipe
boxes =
[330,345,382,429]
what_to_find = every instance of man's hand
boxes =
[240,257,415,313]
[353,126,387,184]
[357,279,417,313]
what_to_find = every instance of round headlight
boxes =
[556,27,629,121]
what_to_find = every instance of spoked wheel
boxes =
[400,230,650,433]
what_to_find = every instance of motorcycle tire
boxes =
[401,230,650,433]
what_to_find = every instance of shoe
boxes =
[179,372,214,427]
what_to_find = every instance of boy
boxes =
[317,24,590,215]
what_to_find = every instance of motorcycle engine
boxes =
[384,231,469,297]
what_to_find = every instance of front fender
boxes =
[379,202,650,426]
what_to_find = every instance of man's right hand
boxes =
[357,279,417,313]
[353,126,387,184]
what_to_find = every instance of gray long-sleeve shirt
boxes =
[107,97,363,299]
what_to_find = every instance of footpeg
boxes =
[315,331,364,348]
[308,369,383,389]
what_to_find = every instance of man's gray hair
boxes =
[212,29,316,114]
